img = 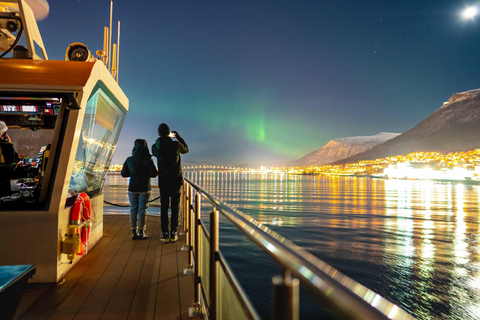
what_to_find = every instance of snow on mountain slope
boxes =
[289,132,400,166]
[339,88,480,163]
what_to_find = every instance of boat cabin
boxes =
[0,0,128,282]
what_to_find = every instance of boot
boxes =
[132,229,139,240]
[138,229,148,239]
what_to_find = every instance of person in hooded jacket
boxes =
[121,139,158,240]
[152,123,188,242]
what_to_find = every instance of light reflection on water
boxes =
[179,171,480,320]
[104,172,480,319]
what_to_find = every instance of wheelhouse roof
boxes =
[0,59,128,111]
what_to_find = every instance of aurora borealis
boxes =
[37,1,480,165]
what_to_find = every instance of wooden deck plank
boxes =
[155,237,181,319]
[16,215,195,320]
[43,217,132,320]
[69,219,136,320]
[14,285,50,320]
[101,217,159,320]
[15,216,122,320]
[127,216,163,320]
[176,240,196,320]
[103,215,122,233]
[19,217,130,320]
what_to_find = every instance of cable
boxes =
[0,17,23,59]
[149,195,161,202]
[103,195,161,207]
[103,200,128,207]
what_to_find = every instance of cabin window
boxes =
[0,96,62,210]
[68,87,125,198]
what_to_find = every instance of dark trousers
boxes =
[159,182,181,233]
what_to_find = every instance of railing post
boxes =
[194,193,201,302]
[183,187,194,273]
[188,186,194,253]
[188,192,203,317]
[182,184,191,250]
[272,270,299,320]
[179,180,185,231]
[209,207,219,320]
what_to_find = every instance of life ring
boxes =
[70,192,93,255]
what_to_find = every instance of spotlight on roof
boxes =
[65,43,95,62]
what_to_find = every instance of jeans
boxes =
[159,183,181,233]
[128,191,151,231]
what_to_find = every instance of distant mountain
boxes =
[338,89,480,163]
[289,132,400,166]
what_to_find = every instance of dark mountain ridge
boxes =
[289,132,400,167]
[337,89,480,164]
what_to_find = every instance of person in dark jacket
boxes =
[152,123,188,242]
[121,139,158,240]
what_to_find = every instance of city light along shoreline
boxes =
[108,149,480,184]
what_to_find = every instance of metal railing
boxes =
[181,177,416,320]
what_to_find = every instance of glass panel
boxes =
[68,87,125,197]
[200,224,210,306]
[218,262,252,320]
[0,96,62,210]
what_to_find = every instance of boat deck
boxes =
[15,214,199,320]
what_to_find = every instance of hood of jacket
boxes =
[132,139,151,159]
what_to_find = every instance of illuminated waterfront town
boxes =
[109,148,480,182]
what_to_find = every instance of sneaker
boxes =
[138,229,148,240]
[161,232,169,243]
[170,231,178,243]
[132,229,140,240]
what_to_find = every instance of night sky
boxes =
[36,1,480,166]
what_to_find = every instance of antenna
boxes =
[108,0,113,71]
[95,1,120,79]
[116,20,120,82]
[103,26,108,64]
[111,43,116,77]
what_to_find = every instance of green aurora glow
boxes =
[186,96,337,158]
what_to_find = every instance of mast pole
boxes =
[108,0,113,70]
[116,20,120,82]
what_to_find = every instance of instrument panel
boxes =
[0,97,61,129]
[1,101,60,115]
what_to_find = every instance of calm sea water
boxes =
[105,171,480,320]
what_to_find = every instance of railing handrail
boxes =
[184,177,415,320]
